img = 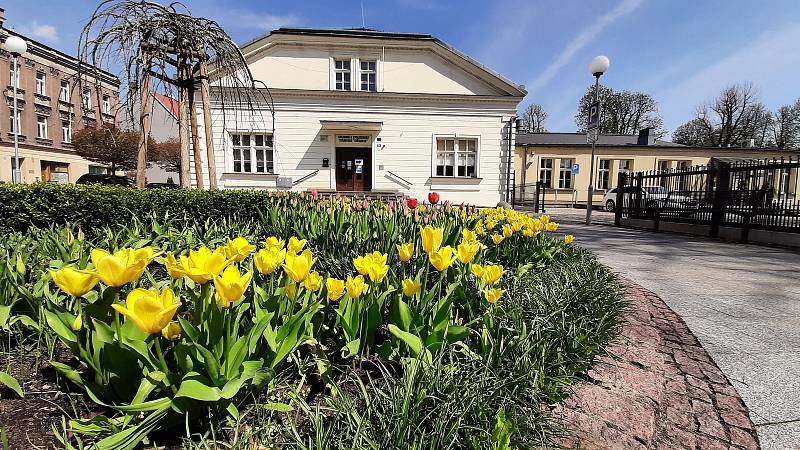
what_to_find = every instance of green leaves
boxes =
[0,371,23,397]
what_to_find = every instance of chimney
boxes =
[637,127,651,146]
[0,8,5,29]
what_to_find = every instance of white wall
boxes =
[189,93,518,206]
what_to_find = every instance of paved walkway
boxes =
[557,280,758,449]
[556,218,800,449]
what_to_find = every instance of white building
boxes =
[194,28,526,205]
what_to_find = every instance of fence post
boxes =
[511,171,516,208]
[533,182,540,212]
[709,164,729,238]
[614,172,625,226]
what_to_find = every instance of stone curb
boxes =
[554,278,760,450]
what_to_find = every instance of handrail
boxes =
[386,170,412,186]
[292,170,319,186]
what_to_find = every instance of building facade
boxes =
[192,28,525,205]
[0,8,119,184]
[515,130,800,206]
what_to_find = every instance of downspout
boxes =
[506,116,516,203]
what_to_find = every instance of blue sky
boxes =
[5,0,800,137]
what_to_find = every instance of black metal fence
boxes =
[615,156,800,240]
[512,181,547,212]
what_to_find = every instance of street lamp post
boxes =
[585,55,609,225]
[5,35,27,183]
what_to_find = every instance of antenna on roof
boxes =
[361,0,366,29]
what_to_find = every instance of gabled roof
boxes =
[516,132,683,147]
[152,93,179,121]
[241,27,527,98]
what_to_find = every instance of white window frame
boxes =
[62,120,72,143]
[559,158,574,189]
[60,80,70,102]
[9,111,20,134]
[35,72,46,95]
[333,59,352,91]
[360,60,377,92]
[37,115,48,139]
[102,94,110,114]
[539,158,553,188]
[9,63,19,88]
[432,135,480,178]
[229,132,274,174]
[597,159,611,190]
[82,89,92,110]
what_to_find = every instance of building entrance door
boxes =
[335,147,371,191]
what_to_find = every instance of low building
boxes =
[0,8,120,184]
[193,28,525,205]
[514,129,800,207]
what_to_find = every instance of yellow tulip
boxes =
[502,224,513,238]
[254,247,287,275]
[401,278,421,297]
[564,234,574,244]
[523,227,536,238]
[71,314,83,331]
[420,225,443,254]
[485,218,497,230]
[287,236,307,254]
[429,246,457,272]
[225,237,256,262]
[283,249,315,283]
[326,277,345,301]
[352,255,370,276]
[491,234,505,245]
[471,263,484,279]
[165,247,230,284]
[540,214,550,224]
[396,243,414,262]
[91,247,153,287]
[456,241,480,264]
[162,321,182,340]
[286,283,298,300]
[474,222,485,236]
[50,267,99,297]
[481,265,504,285]
[213,265,254,307]
[546,222,559,232]
[304,271,323,291]
[263,236,285,251]
[461,229,477,244]
[484,288,503,304]
[345,275,367,299]
[112,288,181,334]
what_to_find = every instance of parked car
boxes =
[76,174,135,186]
[145,182,179,189]
[602,185,698,213]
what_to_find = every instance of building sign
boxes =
[354,159,364,166]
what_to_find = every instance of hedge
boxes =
[0,183,275,231]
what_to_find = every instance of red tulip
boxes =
[428,192,440,205]
[406,198,418,209]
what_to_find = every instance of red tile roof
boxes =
[152,92,179,120]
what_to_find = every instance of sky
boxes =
[4,0,800,138]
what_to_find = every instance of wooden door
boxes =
[336,148,371,192]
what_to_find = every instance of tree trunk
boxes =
[178,62,192,188]
[188,80,205,190]
[136,56,152,189]
[198,61,218,189]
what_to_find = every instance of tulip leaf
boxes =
[94,404,170,450]
[225,337,249,378]
[49,361,86,389]
[0,305,11,328]
[176,378,222,402]
[259,402,293,412]
[0,371,23,397]
[44,309,76,344]
[193,343,221,384]
[388,324,431,364]
[445,325,471,343]
[391,299,413,332]
[173,343,194,374]
[220,376,245,400]
[341,339,361,358]
[178,318,199,343]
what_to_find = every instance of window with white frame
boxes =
[435,138,477,177]
[597,159,611,190]
[60,80,70,102]
[360,60,376,92]
[82,89,92,109]
[37,115,48,139]
[618,159,632,173]
[62,120,72,143]
[231,133,274,174]
[539,158,553,188]
[9,111,20,134]
[334,59,351,91]
[35,72,46,95]
[559,158,574,189]
[9,63,19,88]
[102,94,110,114]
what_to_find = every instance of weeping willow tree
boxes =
[77,0,274,188]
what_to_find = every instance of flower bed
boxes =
[0,190,624,449]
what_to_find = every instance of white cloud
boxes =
[251,13,302,31]
[19,21,59,43]
[218,10,301,32]
[656,24,800,132]
[525,0,643,96]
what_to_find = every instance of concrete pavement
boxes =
[555,217,800,449]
